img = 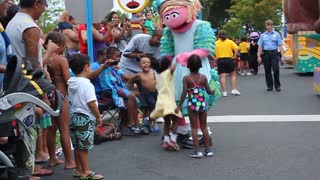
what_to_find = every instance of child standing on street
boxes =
[150,57,182,151]
[239,37,252,75]
[67,54,103,179]
[43,31,75,169]
[128,57,159,133]
[175,55,215,158]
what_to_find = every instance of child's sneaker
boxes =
[156,117,164,123]
[222,91,227,97]
[231,89,240,96]
[150,126,160,134]
[168,140,180,151]
[189,150,203,158]
[203,149,214,157]
[127,124,141,134]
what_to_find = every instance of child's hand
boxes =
[175,106,181,113]
[103,59,113,68]
[96,118,102,127]
[35,107,44,117]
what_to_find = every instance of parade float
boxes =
[291,31,320,73]
[283,0,320,94]
[283,34,293,65]
[314,67,320,94]
[117,0,150,35]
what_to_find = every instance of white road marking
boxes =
[184,115,320,123]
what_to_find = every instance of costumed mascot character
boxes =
[154,0,217,147]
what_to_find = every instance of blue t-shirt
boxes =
[99,67,126,107]
[258,31,283,51]
[0,34,7,88]
[91,62,102,93]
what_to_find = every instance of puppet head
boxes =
[155,0,202,33]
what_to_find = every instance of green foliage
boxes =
[221,18,244,39]
[201,0,231,28]
[223,0,282,38]
[38,0,64,33]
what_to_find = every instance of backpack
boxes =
[2,55,55,97]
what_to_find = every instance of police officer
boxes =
[257,20,285,92]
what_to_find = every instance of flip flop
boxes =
[73,171,82,177]
[80,171,104,180]
[32,168,54,177]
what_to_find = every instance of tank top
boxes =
[187,75,207,112]
[6,12,43,67]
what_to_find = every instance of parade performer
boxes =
[154,0,216,138]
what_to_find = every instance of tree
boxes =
[201,0,232,28]
[38,0,64,33]
[222,0,282,38]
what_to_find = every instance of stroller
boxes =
[0,56,62,179]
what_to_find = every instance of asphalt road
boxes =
[43,65,320,180]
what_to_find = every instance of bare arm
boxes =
[92,27,112,43]
[233,49,239,59]
[279,45,285,57]
[81,29,87,44]
[257,46,263,64]
[112,27,126,42]
[60,57,71,84]
[124,21,132,38]
[170,62,177,74]
[23,27,41,68]
[42,40,59,65]
[59,10,70,22]
[88,60,112,80]
[88,100,102,127]
[64,29,79,42]
[124,52,141,59]
[175,77,188,113]
[0,65,5,73]
[127,73,140,85]
[257,46,263,57]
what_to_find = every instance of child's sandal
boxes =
[114,132,122,140]
[73,171,82,177]
[80,172,104,180]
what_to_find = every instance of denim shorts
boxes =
[70,113,94,150]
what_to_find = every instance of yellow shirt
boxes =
[239,41,249,53]
[215,39,239,59]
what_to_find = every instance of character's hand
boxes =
[176,52,191,66]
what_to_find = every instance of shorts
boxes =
[240,53,249,61]
[138,83,157,108]
[70,113,94,150]
[217,58,235,74]
[39,112,52,128]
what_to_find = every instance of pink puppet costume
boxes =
[155,0,216,135]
